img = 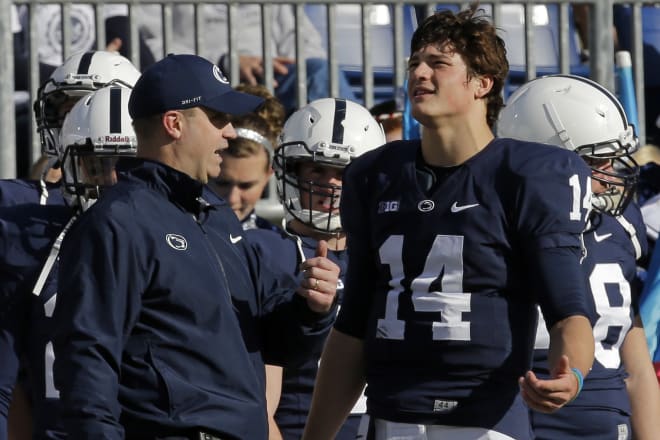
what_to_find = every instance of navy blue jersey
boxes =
[531,202,648,440]
[335,139,593,439]
[0,203,74,439]
[0,179,65,207]
[51,159,334,440]
[247,228,358,440]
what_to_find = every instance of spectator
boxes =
[253,98,385,439]
[369,99,403,142]
[142,4,356,113]
[13,4,155,83]
[499,74,660,440]
[50,54,339,439]
[1,85,138,440]
[302,6,594,439]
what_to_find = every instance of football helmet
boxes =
[275,98,386,233]
[497,74,639,216]
[34,50,141,158]
[60,85,137,209]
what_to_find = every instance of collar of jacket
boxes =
[116,157,210,216]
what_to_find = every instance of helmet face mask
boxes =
[585,155,638,217]
[34,51,141,159]
[497,74,639,217]
[60,86,137,209]
[34,88,81,158]
[275,98,386,233]
[276,151,344,232]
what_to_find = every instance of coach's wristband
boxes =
[569,367,584,402]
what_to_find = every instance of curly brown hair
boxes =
[235,83,286,142]
[411,3,508,128]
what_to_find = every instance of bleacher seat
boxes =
[498,4,588,81]
[304,4,417,105]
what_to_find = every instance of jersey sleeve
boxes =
[512,147,595,328]
[334,159,378,339]
[51,209,145,439]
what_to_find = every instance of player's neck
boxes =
[322,234,346,251]
[420,119,494,167]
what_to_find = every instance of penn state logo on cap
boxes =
[213,65,229,84]
[128,54,264,119]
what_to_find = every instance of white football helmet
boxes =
[34,50,141,158]
[275,98,386,233]
[497,74,639,216]
[60,85,137,209]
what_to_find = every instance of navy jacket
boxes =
[52,158,334,440]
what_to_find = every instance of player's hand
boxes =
[519,355,580,413]
[297,240,339,314]
[238,55,294,88]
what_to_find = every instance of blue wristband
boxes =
[570,367,584,401]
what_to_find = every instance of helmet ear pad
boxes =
[274,98,387,233]
[497,74,639,216]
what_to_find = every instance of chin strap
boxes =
[282,218,307,265]
[38,157,62,205]
[38,178,49,206]
[32,214,78,307]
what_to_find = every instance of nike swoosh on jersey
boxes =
[450,202,480,213]
[230,234,243,244]
[593,232,612,242]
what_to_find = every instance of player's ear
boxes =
[474,75,494,99]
